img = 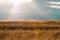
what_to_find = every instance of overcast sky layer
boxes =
[0,0,60,20]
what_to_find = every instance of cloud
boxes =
[49,5,60,9]
[47,2,60,4]
[46,2,60,9]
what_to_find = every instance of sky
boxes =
[0,0,60,20]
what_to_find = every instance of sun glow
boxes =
[7,0,32,20]
[12,0,32,4]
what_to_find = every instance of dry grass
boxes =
[0,30,60,40]
[0,20,60,40]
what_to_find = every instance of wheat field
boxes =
[0,20,60,40]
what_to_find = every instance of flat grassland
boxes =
[0,20,60,40]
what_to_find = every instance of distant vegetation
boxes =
[0,20,60,30]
